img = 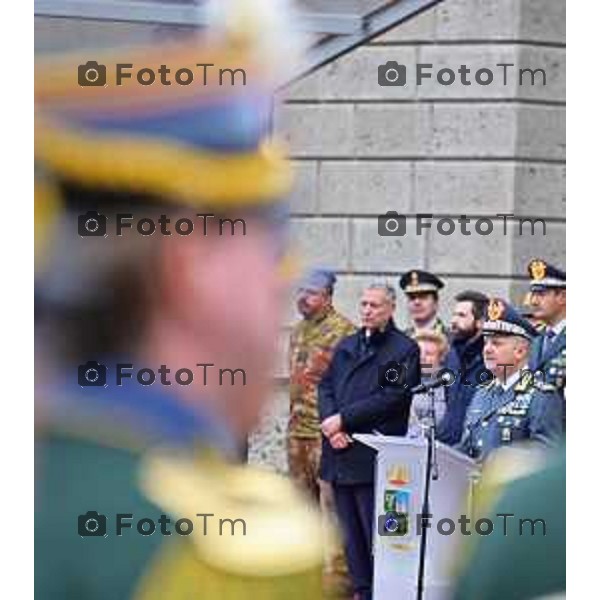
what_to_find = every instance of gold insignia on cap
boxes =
[529,259,547,281]
[410,271,419,287]
[488,299,504,321]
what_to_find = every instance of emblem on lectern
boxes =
[387,464,410,486]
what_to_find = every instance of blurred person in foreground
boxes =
[288,267,356,595]
[319,284,420,600]
[456,299,563,462]
[452,444,566,599]
[34,3,328,599]
[437,291,489,445]
[407,330,449,436]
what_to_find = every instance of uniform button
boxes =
[482,421,488,428]
[477,439,483,447]
[497,416,504,424]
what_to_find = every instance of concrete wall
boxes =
[251,0,566,472]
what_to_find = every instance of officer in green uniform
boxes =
[399,269,447,338]
[456,298,563,462]
[287,268,356,594]
[452,445,566,599]
[35,12,326,600]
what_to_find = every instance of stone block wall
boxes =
[250,0,566,472]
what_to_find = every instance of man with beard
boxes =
[287,268,355,593]
[399,270,447,338]
[437,291,489,445]
[457,299,563,462]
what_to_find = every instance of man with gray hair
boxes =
[319,282,420,600]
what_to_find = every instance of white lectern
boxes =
[354,434,479,600]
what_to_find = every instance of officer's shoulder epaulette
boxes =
[513,371,534,393]
[139,448,328,577]
[533,379,559,393]
[481,379,497,391]
[514,370,558,394]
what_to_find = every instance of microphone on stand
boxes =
[410,370,455,395]
[414,369,454,600]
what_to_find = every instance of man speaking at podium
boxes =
[318,284,420,600]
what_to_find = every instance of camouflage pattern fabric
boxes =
[288,307,356,439]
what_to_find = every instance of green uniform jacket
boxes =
[453,447,566,599]
[36,376,324,600]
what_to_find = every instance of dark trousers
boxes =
[333,483,374,600]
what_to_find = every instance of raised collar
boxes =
[452,331,484,354]
[362,318,396,346]
[548,319,566,337]
[500,370,522,392]
[413,314,440,332]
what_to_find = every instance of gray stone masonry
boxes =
[248,0,565,473]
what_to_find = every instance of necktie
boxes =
[543,329,556,354]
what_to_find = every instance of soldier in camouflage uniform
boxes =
[399,269,447,338]
[288,268,356,594]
